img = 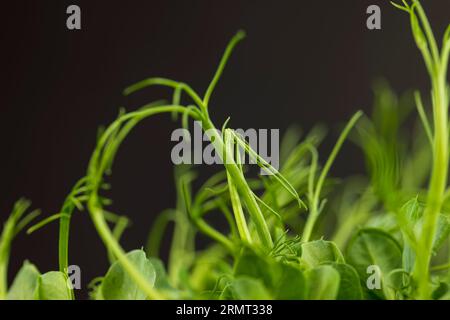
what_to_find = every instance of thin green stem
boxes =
[57,177,90,276]
[431,262,450,272]
[203,119,273,248]
[203,30,246,108]
[168,173,196,286]
[0,199,37,300]
[26,213,62,234]
[225,131,252,243]
[88,198,165,299]
[123,78,206,112]
[303,111,363,242]
[226,171,252,244]
[145,209,174,257]
[441,26,450,81]
[86,105,195,299]
[191,218,234,252]
[414,91,433,147]
[0,232,11,299]
[413,0,440,65]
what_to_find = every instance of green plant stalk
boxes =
[400,0,450,299]
[0,230,12,299]
[203,117,274,248]
[201,31,272,248]
[225,130,252,244]
[0,216,18,299]
[415,77,448,299]
[180,172,236,252]
[86,105,195,299]
[88,197,164,299]
[53,177,91,300]
[123,31,273,249]
[146,209,174,257]
[192,218,235,252]
[58,213,71,273]
[111,217,128,257]
[168,171,196,286]
[302,111,363,242]
[203,30,246,108]
[0,200,39,300]
[226,171,252,244]
[54,176,90,275]
[168,212,191,285]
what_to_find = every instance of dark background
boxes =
[0,0,448,298]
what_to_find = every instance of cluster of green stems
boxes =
[52,0,449,300]
[52,26,364,299]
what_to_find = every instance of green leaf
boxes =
[385,269,410,299]
[88,277,104,300]
[402,244,415,273]
[432,214,450,254]
[273,263,307,300]
[148,257,171,290]
[101,249,156,300]
[330,263,363,300]
[346,228,402,298]
[398,198,421,272]
[301,240,345,268]
[38,271,71,300]
[432,281,449,300]
[229,277,272,299]
[6,261,40,300]
[234,248,307,299]
[234,249,275,289]
[305,265,340,300]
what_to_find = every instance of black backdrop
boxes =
[1,0,448,298]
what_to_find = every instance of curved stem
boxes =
[303,111,362,242]
[89,198,164,299]
[191,217,234,252]
[123,78,206,112]
[85,105,194,299]
[203,30,246,108]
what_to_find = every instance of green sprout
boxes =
[392,0,450,299]
[1,0,450,301]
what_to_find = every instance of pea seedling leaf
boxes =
[101,249,156,300]
[6,261,40,300]
[228,276,272,300]
[346,228,402,298]
[305,265,340,300]
[273,263,307,300]
[148,257,171,290]
[330,263,363,300]
[432,214,450,254]
[301,240,345,268]
[234,248,275,289]
[38,271,71,300]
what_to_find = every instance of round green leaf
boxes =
[305,265,340,300]
[330,263,363,300]
[101,249,156,300]
[38,271,71,300]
